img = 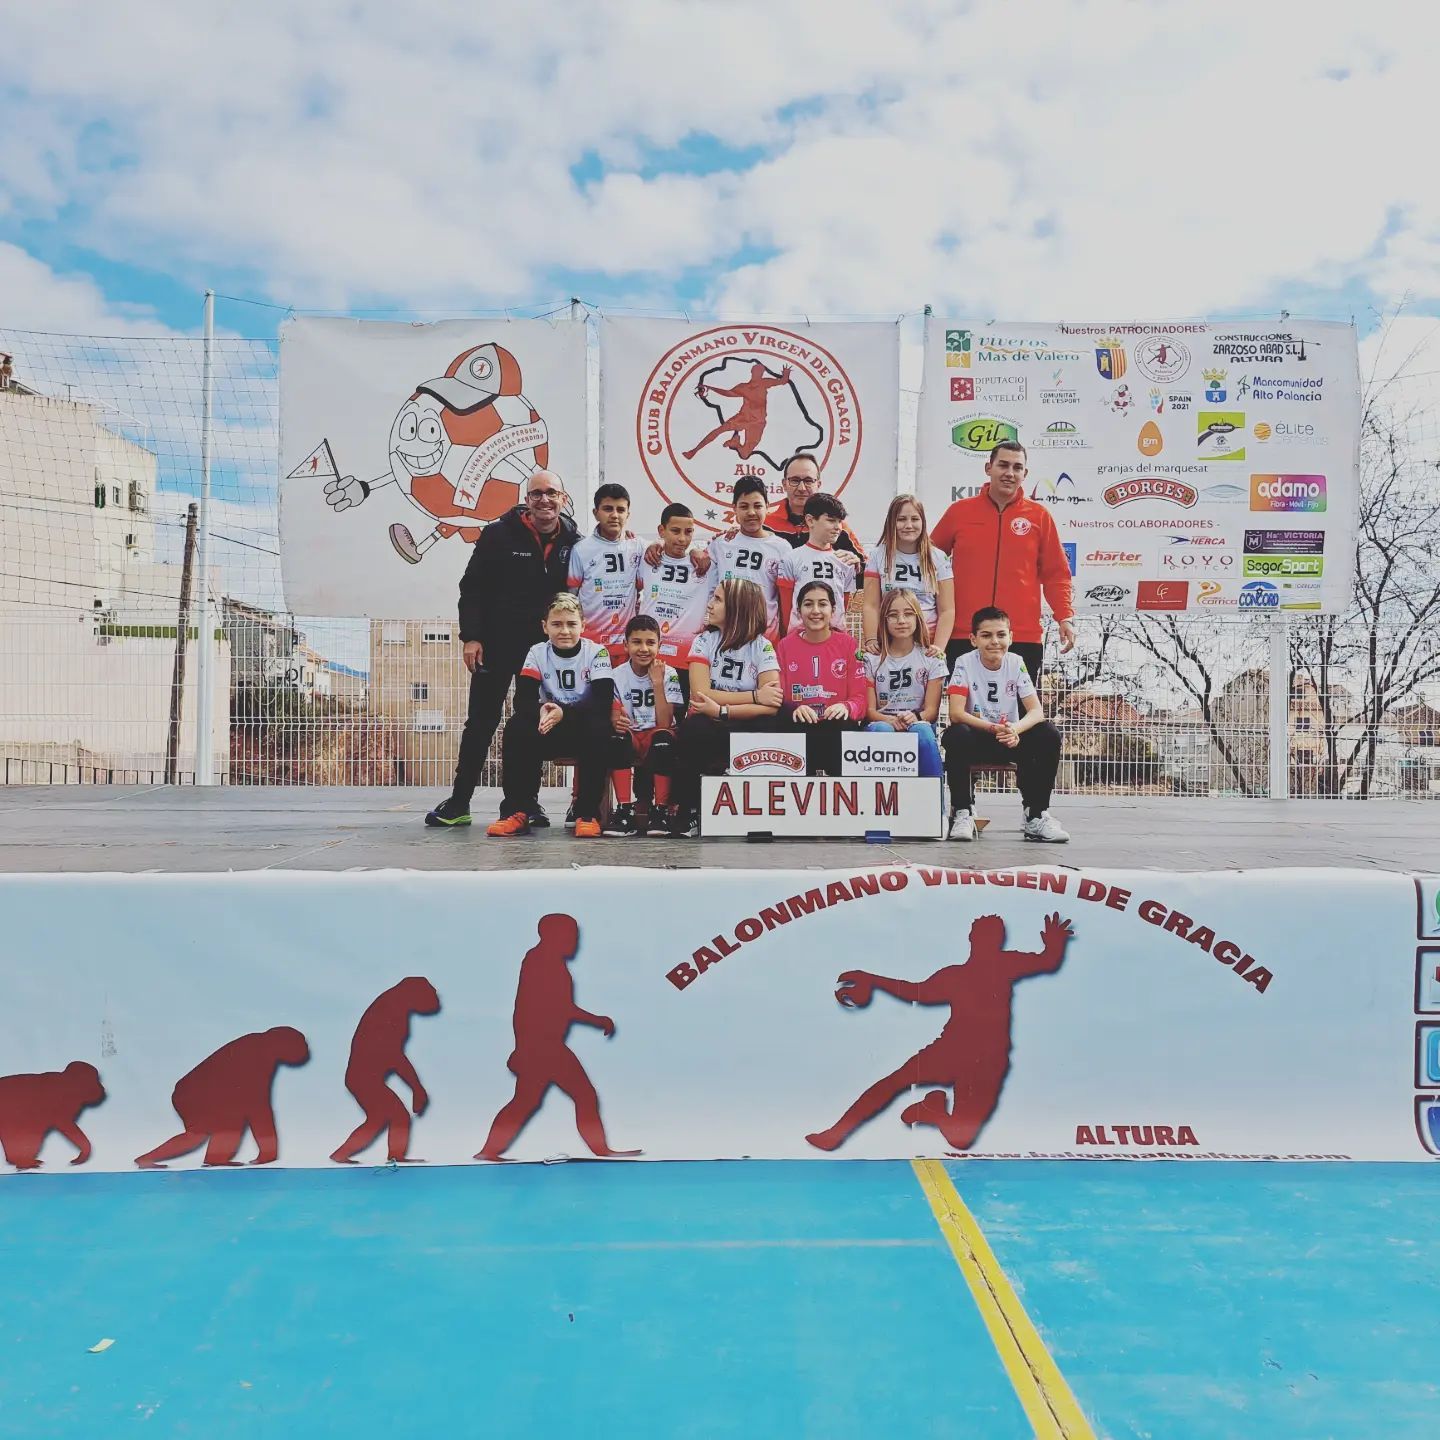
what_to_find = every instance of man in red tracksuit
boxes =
[929,440,1075,687]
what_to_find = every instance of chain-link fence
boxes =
[2,322,1437,798]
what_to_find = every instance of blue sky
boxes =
[4,0,1437,345]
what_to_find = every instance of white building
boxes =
[0,387,230,781]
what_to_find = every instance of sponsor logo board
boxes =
[1136,580,1189,611]
[1250,474,1327,512]
[950,414,1020,454]
[1242,555,1324,579]
[1244,529,1325,555]
[1135,337,1191,383]
[1238,580,1280,609]
[1197,411,1246,461]
[1085,584,1131,604]
[1103,477,1198,508]
[728,734,807,775]
[841,734,920,777]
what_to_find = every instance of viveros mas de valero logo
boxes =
[636,326,863,528]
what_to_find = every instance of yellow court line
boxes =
[912,1159,1096,1440]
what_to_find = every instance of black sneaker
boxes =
[425,796,472,828]
[527,804,551,828]
[668,807,700,839]
[564,800,577,829]
[647,807,674,837]
[603,803,638,837]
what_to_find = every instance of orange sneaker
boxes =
[486,811,531,838]
[574,817,602,838]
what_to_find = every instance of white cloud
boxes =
[3,0,1439,323]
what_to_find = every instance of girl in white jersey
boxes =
[863,494,955,657]
[864,589,946,778]
[488,594,615,839]
[670,578,781,838]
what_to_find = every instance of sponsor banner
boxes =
[840,733,920,777]
[729,733,808,776]
[0,866,1431,1171]
[279,317,588,616]
[701,777,942,838]
[917,318,1360,614]
[599,318,900,538]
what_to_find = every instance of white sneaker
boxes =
[947,808,977,841]
[1023,811,1070,843]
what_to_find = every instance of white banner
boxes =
[599,318,900,540]
[279,317,588,617]
[916,318,1362,615]
[1,867,1434,1173]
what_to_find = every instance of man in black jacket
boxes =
[426,471,579,827]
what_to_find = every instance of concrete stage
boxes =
[0,784,1430,874]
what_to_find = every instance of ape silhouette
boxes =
[806,913,1074,1152]
[331,977,441,1164]
[476,913,639,1160]
[0,1062,106,1170]
[135,1026,310,1168]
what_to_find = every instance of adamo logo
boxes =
[951,416,1019,454]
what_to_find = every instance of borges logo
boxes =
[1103,478,1198,508]
[732,748,805,774]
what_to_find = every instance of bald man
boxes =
[427,471,581,828]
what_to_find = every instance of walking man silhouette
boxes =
[806,913,1074,1152]
[476,914,640,1160]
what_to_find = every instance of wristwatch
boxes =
[720,705,730,721]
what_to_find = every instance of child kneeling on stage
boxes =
[488,593,614,839]
[670,578,781,838]
[776,579,868,775]
[941,606,1067,843]
[606,613,685,837]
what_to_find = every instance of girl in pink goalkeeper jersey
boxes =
[776,579,868,777]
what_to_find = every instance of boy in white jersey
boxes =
[567,483,644,660]
[941,606,1067,843]
[488,594,615,839]
[776,492,859,633]
[606,613,685,837]
[637,503,711,685]
[706,476,790,639]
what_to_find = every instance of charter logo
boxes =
[1250,474,1326,513]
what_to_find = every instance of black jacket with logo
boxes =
[456,505,579,653]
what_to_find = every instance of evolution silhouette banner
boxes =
[599,317,901,541]
[279,316,587,616]
[2,867,1434,1173]
[915,317,1362,616]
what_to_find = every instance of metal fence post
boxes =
[1268,613,1290,800]
[194,290,216,783]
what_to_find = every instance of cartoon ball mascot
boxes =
[319,344,550,564]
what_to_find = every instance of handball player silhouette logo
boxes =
[476,914,640,1161]
[636,326,864,524]
[298,342,552,565]
[331,978,442,1165]
[805,913,1074,1153]
[135,1027,311,1168]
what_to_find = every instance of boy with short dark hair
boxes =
[706,476,791,639]
[776,492,860,634]
[606,614,684,837]
[637,503,711,687]
[567,483,643,660]
[942,606,1067,843]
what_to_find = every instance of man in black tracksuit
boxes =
[425,471,579,827]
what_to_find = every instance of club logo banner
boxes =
[916,318,1361,615]
[279,317,587,617]
[599,318,900,538]
[0,866,1429,1172]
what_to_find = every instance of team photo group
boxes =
[426,441,1075,843]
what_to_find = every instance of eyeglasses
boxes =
[526,490,561,502]
[785,475,820,486]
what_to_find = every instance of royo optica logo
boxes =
[1238,581,1280,609]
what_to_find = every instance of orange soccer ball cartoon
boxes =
[320,343,550,564]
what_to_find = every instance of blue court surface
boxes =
[1,1160,1436,1438]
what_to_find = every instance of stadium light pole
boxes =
[194,289,216,784]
